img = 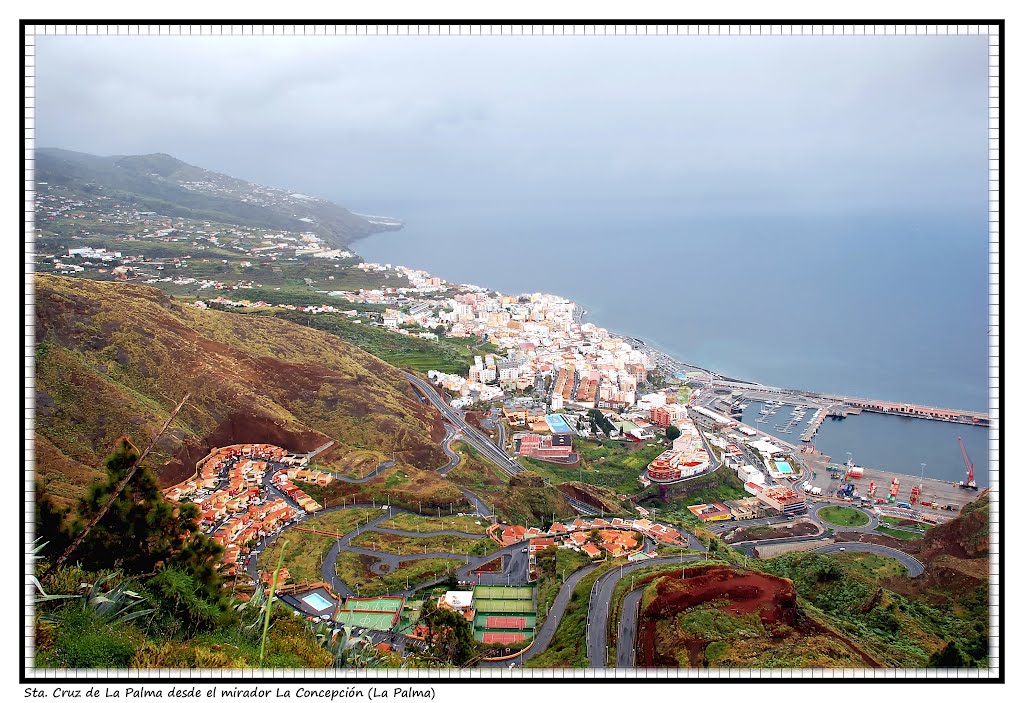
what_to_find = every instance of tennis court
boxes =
[335,610,397,631]
[473,585,534,600]
[473,598,533,614]
[334,595,404,632]
[485,616,526,629]
[474,612,536,628]
[482,632,525,644]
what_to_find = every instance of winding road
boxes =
[242,372,930,668]
[811,542,925,577]
[616,587,645,667]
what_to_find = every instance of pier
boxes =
[840,398,988,426]
[708,379,989,429]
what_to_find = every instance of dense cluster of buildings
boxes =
[491,515,691,579]
[510,413,578,464]
[163,443,330,579]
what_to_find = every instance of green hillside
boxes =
[35,274,446,505]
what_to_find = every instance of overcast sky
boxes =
[35,34,989,211]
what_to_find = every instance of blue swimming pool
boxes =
[775,461,793,474]
[302,592,333,611]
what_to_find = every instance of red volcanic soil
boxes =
[645,566,797,623]
[470,555,504,574]
[724,519,822,544]
[636,566,798,667]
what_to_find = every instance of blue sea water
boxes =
[348,198,992,482]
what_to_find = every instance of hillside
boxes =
[35,274,446,506]
[761,492,991,667]
[36,147,401,249]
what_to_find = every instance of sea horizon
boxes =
[348,197,990,484]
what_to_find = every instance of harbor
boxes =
[700,387,990,488]
[801,458,980,522]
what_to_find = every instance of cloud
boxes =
[35,33,989,211]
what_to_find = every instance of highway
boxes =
[405,371,602,515]
[811,543,925,577]
[615,587,645,667]
[405,372,523,477]
[586,555,702,668]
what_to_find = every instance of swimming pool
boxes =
[775,461,793,474]
[301,592,334,611]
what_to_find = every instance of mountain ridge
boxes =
[36,147,402,249]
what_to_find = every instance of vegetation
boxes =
[350,531,496,557]
[34,274,446,502]
[256,509,381,582]
[518,439,664,496]
[296,466,471,515]
[876,526,925,541]
[526,562,620,668]
[534,548,593,629]
[665,425,681,442]
[605,559,721,665]
[378,513,488,535]
[415,598,476,665]
[819,506,871,527]
[760,550,988,667]
[446,443,574,525]
[638,468,748,525]
[34,443,342,669]
[333,553,464,597]
[258,309,498,375]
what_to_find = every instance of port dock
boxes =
[802,460,979,520]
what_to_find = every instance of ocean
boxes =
[347,198,991,484]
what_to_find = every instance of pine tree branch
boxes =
[44,393,191,577]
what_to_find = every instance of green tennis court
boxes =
[341,596,404,612]
[473,585,534,600]
[334,610,397,631]
[473,598,534,614]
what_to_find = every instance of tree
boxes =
[665,425,681,442]
[60,438,224,602]
[34,480,71,558]
[929,641,972,668]
[417,599,475,665]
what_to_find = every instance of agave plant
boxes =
[311,622,390,668]
[36,571,155,625]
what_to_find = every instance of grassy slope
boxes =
[377,514,489,534]
[35,274,445,504]
[349,531,495,557]
[444,442,574,525]
[760,549,986,666]
[334,553,463,597]
[259,310,498,375]
[256,509,381,582]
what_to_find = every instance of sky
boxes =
[35,34,990,212]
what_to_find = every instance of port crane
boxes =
[958,436,978,490]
